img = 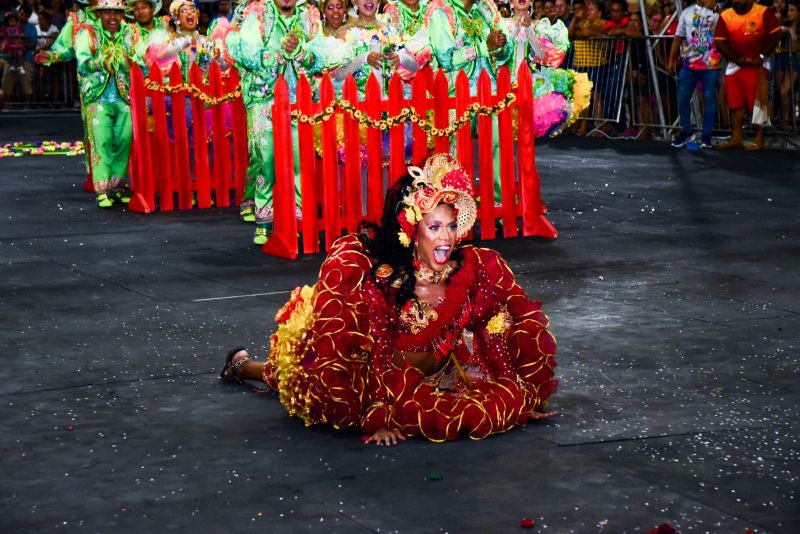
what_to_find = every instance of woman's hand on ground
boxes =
[363,428,406,446]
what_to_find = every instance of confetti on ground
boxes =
[520,517,535,528]
[425,472,443,481]
[0,141,85,158]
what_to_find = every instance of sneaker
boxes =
[670,132,695,148]
[700,136,713,149]
[96,194,114,208]
[18,66,25,75]
[8,66,16,73]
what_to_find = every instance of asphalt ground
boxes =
[1,114,798,533]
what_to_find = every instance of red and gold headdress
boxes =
[396,154,477,247]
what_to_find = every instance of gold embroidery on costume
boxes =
[486,306,512,336]
[399,298,439,335]
[375,264,394,278]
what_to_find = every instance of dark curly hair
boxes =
[359,174,464,309]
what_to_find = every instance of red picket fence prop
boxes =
[126,62,248,214]
[264,65,557,260]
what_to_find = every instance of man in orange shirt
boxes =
[714,0,782,150]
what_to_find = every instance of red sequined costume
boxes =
[264,235,558,442]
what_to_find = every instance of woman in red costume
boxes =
[220,154,558,445]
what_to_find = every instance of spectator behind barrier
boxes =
[35,11,59,51]
[556,0,572,25]
[714,0,783,150]
[34,9,60,105]
[1,6,36,109]
[17,0,41,25]
[772,0,787,20]
[534,0,545,20]
[667,0,722,149]
[647,8,677,124]
[43,0,69,29]
[569,0,609,135]
[602,0,629,132]
[214,0,233,22]
[622,10,654,139]
[544,0,557,23]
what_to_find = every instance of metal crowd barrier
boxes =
[0,33,79,109]
[1,32,797,145]
[569,34,799,144]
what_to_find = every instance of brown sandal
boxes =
[220,347,250,383]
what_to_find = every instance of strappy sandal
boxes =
[220,346,250,383]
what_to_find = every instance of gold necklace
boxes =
[414,263,454,284]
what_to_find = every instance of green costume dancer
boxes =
[35,0,98,187]
[75,0,134,208]
[384,0,428,37]
[424,0,511,202]
[226,0,325,245]
[127,0,168,75]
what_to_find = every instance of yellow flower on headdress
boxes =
[404,205,422,225]
[398,231,411,247]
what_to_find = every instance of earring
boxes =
[412,242,421,270]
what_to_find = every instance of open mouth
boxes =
[432,245,451,265]
[363,2,375,12]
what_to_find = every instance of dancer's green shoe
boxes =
[253,225,271,246]
[96,194,114,208]
[240,206,256,223]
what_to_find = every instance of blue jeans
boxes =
[678,67,719,138]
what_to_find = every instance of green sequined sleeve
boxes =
[75,29,102,77]
[427,9,473,73]
[47,17,76,64]
[226,9,280,73]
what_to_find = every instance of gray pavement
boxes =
[1,114,798,533]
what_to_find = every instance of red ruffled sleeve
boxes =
[467,247,558,411]
[308,235,401,434]
[358,276,400,434]
[269,235,378,429]
[312,235,375,365]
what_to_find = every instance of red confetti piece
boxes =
[66,425,74,431]
[654,524,675,534]
[745,530,755,534]
[520,518,534,528]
